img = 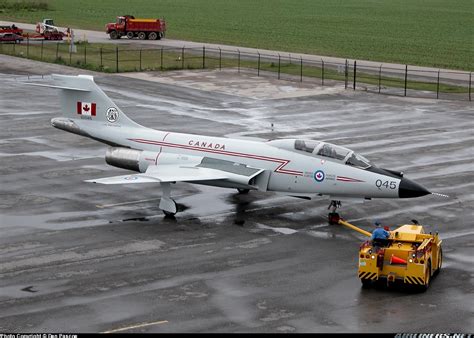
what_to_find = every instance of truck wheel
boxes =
[126,32,134,39]
[434,248,442,277]
[138,32,146,40]
[157,32,162,40]
[148,32,158,40]
[109,31,118,40]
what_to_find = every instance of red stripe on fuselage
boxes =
[336,176,364,183]
[129,138,303,176]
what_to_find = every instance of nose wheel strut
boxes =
[328,200,341,224]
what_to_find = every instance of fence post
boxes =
[378,64,382,93]
[202,46,205,69]
[181,46,184,69]
[467,72,472,101]
[84,44,86,64]
[278,54,281,80]
[27,35,29,58]
[300,57,303,82]
[160,47,163,70]
[321,59,324,86]
[237,49,240,73]
[69,41,72,65]
[40,40,44,61]
[100,47,103,68]
[353,60,356,90]
[257,52,260,76]
[139,49,142,71]
[219,47,222,70]
[344,59,348,89]
[56,42,59,60]
[116,46,119,73]
[436,70,440,99]
[404,65,408,96]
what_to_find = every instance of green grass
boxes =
[0,0,472,70]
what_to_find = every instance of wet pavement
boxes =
[0,55,473,333]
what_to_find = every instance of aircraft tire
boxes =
[237,189,250,194]
[162,200,178,217]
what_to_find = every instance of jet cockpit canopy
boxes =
[268,139,372,169]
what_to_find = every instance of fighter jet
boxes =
[41,74,431,219]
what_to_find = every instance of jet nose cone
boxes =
[399,177,431,198]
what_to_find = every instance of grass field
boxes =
[0,0,472,70]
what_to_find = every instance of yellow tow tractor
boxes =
[338,218,442,291]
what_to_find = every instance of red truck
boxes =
[0,24,23,36]
[106,15,166,40]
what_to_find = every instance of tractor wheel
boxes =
[126,31,134,39]
[420,261,431,292]
[434,247,442,277]
[361,279,372,289]
[138,32,146,40]
[148,32,158,40]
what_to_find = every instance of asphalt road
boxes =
[0,55,473,333]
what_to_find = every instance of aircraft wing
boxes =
[86,165,229,184]
[86,158,265,186]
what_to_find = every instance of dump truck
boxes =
[339,219,442,291]
[105,15,166,40]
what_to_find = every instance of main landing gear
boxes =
[328,200,341,224]
[159,182,178,217]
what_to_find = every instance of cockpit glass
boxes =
[317,144,350,160]
[294,140,320,153]
[346,153,371,169]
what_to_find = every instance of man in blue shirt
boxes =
[371,221,390,247]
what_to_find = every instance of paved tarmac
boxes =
[0,55,473,333]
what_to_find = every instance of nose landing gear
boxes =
[328,200,341,224]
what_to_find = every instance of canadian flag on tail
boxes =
[77,102,96,116]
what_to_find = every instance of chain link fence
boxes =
[1,39,471,101]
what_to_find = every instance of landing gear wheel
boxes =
[237,188,250,194]
[148,32,158,40]
[328,200,341,224]
[328,212,340,225]
[163,200,178,217]
[126,31,134,39]
[138,32,146,40]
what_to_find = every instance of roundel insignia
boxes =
[106,107,119,123]
[314,170,325,182]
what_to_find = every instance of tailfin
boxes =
[42,74,142,128]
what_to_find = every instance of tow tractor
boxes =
[338,218,442,291]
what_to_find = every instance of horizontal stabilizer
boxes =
[25,82,91,92]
